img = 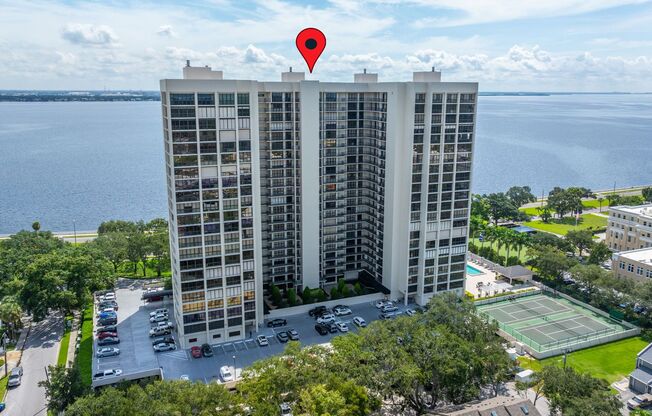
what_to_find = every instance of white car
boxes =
[317,314,335,324]
[336,322,349,332]
[101,292,116,301]
[92,368,122,380]
[381,305,399,313]
[352,316,367,327]
[153,342,177,352]
[220,366,234,382]
[375,299,392,309]
[405,309,416,316]
[154,321,174,329]
[149,308,169,318]
[150,314,169,323]
[96,347,120,358]
[256,335,269,346]
[333,306,352,316]
[180,375,190,381]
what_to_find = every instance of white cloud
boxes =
[157,25,176,38]
[61,23,119,46]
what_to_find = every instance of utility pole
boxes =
[232,355,237,381]
[73,219,77,244]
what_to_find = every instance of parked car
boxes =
[92,369,122,380]
[7,367,22,387]
[379,312,397,320]
[280,403,293,416]
[98,311,117,319]
[256,335,269,346]
[98,301,118,310]
[627,394,652,410]
[190,346,202,358]
[405,308,416,316]
[98,318,117,326]
[308,306,328,317]
[315,324,329,335]
[96,347,120,358]
[149,327,171,337]
[381,305,399,313]
[153,321,174,330]
[336,322,349,332]
[276,331,290,343]
[100,307,116,314]
[153,342,177,352]
[333,306,352,316]
[151,336,174,346]
[201,343,213,357]
[149,308,169,318]
[97,336,120,346]
[150,314,169,323]
[287,329,299,341]
[327,322,339,333]
[267,318,287,328]
[352,316,367,327]
[96,324,117,333]
[100,292,116,302]
[220,366,234,382]
[375,299,392,309]
[97,331,118,339]
[316,314,335,324]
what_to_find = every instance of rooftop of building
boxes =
[638,342,652,364]
[610,204,652,218]
[445,398,541,416]
[615,247,652,264]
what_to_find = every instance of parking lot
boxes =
[158,299,414,383]
[92,280,176,386]
[93,280,413,386]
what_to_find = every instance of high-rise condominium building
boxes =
[160,64,478,347]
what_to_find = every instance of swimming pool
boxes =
[466,264,484,276]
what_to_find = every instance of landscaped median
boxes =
[519,337,648,384]
[77,306,94,388]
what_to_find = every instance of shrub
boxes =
[354,282,364,296]
[330,287,340,300]
[302,286,313,304]
[287,288,297,306]
[316,289,327,302]
[271,285,282,306]
[341,285,351,297]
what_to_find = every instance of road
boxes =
[4,312,63,416]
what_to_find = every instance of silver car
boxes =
[7,366,22,387]
[96,347,120,358]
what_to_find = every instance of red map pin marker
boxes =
[296,28,326,73]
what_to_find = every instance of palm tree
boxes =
[514,232,531,262]
[597,196,604,212]
[503,229,517,266]
[494,227,508,261]
[0,297,23,341]
[484,226,498,251]
[32,221,41,234]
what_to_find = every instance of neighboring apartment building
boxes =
[630,343,652,394]
[160,63,478,347]
[606,204,652,252]
[613,247,652,281]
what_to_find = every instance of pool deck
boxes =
[465,262,535,299]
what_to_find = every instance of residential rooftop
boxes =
[446,398,541,416]
[610,204,652,218]
[617,247,652,265]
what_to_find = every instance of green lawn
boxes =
[471,238,531,263]
[520,199,607,217]
[77,307,94,387]
[116,260,171,279]
[520,206,545,217]
[519,337,648,383]
[523,213,607,236]
[57,327,72,367]
[0,375,8,401]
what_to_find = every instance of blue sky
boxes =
[1,0,651,91]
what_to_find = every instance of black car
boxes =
[287,329,299,341]
[151,336,175,346]
[201,343,214,357]
[314,324,329,336]
[308,306,328,317]
[276,331,290,343]
[98,318,117,326]
[267,318,287,328]
[97,337,120,346]
[327,322,338,333]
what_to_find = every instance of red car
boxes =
[190,346,202,359]
[97,331,118,339]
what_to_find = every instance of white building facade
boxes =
[160,65,478,347]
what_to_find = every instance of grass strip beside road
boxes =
[77,306,94,387]
[0,375,8,401]
[57,328,71,367]
[519,336,648,384]
[523,213,607,236]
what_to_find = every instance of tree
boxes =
[471,194,490,222]
[0,296,22,340]
[643,187,652,203]
[506,186,537,207]
[93,232,128,272]
[353,282,364,296]
[97,220,138,235]
[147,219,170,277]
[287,288,297,306]
[39,363,88,414]
[527,245,573,282]
[485,193,520,226]
[125,229,149,276]
[302,286,314,304]
[566,230,594,257]
[32,221,41,233]
[587,241,611,265]
[330,287,340,300]
[597,196,605,212]
[513,232,531,261]
[547,187,583,219]
[271,285,282,306]
[537,204,554,223]
[570,264,610,297]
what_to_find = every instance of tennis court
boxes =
[477,292,633,357]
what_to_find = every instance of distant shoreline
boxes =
[0,91,651,102]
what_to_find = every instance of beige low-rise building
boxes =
[606,204,652,252]
[613,247,652,281]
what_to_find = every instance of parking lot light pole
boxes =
[233,355,236,381]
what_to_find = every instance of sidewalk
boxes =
[65,311,81,366]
